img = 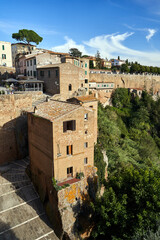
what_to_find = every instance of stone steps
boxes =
[0,158,58,240]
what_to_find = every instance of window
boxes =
[30,70,32,76]
[48,70,50,77]
[81,83,83,87]
[34,59,36,65]
[2,54,6,59]
[84,142,88,148]
[30,60,32,66]
[28,71,30,76]
[89,105,93,108]
[34,71,37,77]
[69,84,72,91]
[27,61,29,67]
[40,71,44,77]
[56,69,58,77]
[2,45,5,50]
[85,71,87,75]
[67,167,73,178]
[85,63,87,68]
[84,157,88,164]
[67,145,73,155]
[85,130,88,134]
[84,113,88,120]
[85,88,88,91]
[63,120,76,132]
[85,79,88,84]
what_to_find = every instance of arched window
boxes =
[69,84,72,91]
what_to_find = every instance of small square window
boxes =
[84,142,88,148]
[2,54,6,59]
[84,113,88,120]
[84,157,88,164]
[67,167,73,177]
[67,145,73,155]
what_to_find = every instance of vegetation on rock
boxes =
[91,89,160,239]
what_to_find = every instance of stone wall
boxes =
[0,66,15,74]
[30,164,97,239]
[0,92,42,165]
[89,73,160,93]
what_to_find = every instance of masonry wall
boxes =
[37,67,60,95]
[89,73,160,92]
[82,101,98,144]
[0,93,42,165]
[60,63,86,99]
[28,114,53,179]
[52,106,95,182]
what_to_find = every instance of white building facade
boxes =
[0,41,12,67]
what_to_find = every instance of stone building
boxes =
[28,97,97,183]
[12,43,36,67]
[37,62,89,98]
[0,41,12,67]
[26,52,61,79]
[61,55,90,93]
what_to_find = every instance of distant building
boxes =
[111,59,125,67]
[37,62,89,98]
[28,97,97,182]
[0,41,12,67]
[11,43,36,67]
[25,52,61,79]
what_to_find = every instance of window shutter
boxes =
[73,120,76,131]
[63,122,67,132]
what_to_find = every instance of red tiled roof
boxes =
[57,178,81,186]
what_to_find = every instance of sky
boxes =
[1,0,160,66]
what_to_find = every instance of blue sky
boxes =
[1,0,160,66]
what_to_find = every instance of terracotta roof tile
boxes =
[74,95,97,102]
[31,100,81,121]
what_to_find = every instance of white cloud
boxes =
[146,29,157,41]
[51,36,88,54]
[124,24,157,41]
[51,33,160,66]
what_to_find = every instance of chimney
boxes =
[34,106,37,113]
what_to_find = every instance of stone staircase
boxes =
[0,157,58,240]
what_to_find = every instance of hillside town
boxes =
[1,32,160,240]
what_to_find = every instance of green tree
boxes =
[95,50,102,69]
[91,165,160,240]
[89,60,94,69]
[69,48,82,57]
[12,29,43,48]
[112,88,131,109]
[120,64,129,73]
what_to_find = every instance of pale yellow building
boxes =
[0,41,12,67]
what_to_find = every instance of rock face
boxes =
[31,165,98,240]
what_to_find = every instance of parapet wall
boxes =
[89,73,160,92]
[0,66,15,74]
